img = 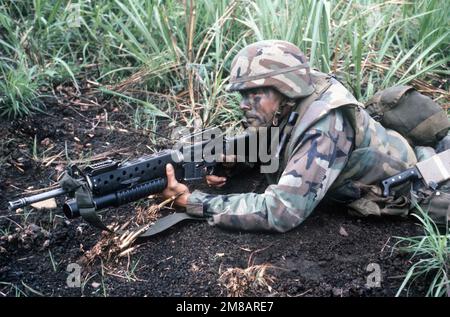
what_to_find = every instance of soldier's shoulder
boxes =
[287,74,359,146]
[320,77,361,107]
[309,108,347,133]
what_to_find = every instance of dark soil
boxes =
[0,100,426,297]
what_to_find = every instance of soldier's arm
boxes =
[186,111,354,232]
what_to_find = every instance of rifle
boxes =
[7,129,259,233]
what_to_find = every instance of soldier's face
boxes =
[239,88,283,128]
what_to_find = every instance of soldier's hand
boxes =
[162,163,190,208]
[204,154,237,188]
[206,175,227,188]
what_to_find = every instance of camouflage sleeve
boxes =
[186,110,354,232]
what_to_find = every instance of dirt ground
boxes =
[0,99,426,297]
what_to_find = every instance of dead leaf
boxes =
[191,263,200,272]
[332,287,343,296]
[55,164,65,173]
[40,138,51,146]
[31,198,57,210]
[339,226,349,237]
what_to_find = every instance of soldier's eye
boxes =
[240,91,249,98]
[243,88,259,96]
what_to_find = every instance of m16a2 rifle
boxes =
[7,128,270,236]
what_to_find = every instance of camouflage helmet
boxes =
[226,40,315,99]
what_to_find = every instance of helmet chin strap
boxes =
[272,99,295,126]
[272,110,281,126]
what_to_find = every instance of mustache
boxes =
[244,112,261,120]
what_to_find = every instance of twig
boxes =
[248,245,273,267]
[9,184,59,195]
[105,271,147,282]
[5,217,24,230]
[380,237,391,253]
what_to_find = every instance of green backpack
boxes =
[365,85,449,147]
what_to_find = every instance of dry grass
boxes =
[79,192,183,266]
[218,246,278,296]
[218,263,276,297]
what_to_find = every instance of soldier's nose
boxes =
[239,100,251,111]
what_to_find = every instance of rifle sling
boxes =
[60,173,112,232]
[76,186,112,232]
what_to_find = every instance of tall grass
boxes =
[0,0,448,122]
[394,205,449,297]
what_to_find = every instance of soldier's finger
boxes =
[206,175,226,184]
[206,179,226,188]
[207,180,226,187]
[165,164,177,188]
[206,177,227,187]
[214,182,226,188]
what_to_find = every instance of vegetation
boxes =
[394,206,449,297]
[0,0,448,124]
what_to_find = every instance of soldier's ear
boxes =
[279,97,295,116]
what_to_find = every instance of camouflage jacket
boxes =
[186,73,417,232]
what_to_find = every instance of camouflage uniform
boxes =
[186,40,417,232]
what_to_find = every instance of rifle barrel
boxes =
[8,187,67,211]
